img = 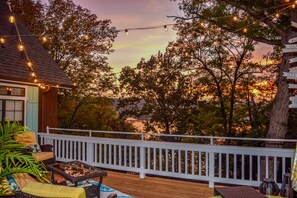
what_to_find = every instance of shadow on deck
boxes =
[103,171,214,198]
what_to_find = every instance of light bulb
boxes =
[200,22,205,28]
[27,61,32,67]
[233,16,238,21]
[42,36,47,43]
[84,35,90,40]
[243,28,248,33]
[9,16,15,23]
[56,85,60,88]
[292,4,296,8]
[275,13,280,18]
[164,25,168,32]
[31,72,36,77]
[0,38,5,44]
[18,43,24,51]
[34,79,38,83]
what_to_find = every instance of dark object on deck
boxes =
[214,186,267,198]
[259,178,280,196]
[280,173,295,198]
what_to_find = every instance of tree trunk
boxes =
[266,53,290,139]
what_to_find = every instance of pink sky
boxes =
[42,0,272,74]
[71,0,181,74]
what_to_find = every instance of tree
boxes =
[118,51,200,138]
[12,0,118,128]
[176,0,297,139]
[173,23,271,138]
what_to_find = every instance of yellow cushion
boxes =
[0,178,13,195]
[15,132,37,146]
[32,152,54,161]
[22,182,86,198]
[13,173,37,189]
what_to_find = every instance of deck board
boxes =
[103,171,214,198]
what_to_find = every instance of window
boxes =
[0,86,25,96]
[0,100,24,124]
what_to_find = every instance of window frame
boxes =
[0,99,25,125]
[0,83,27,126]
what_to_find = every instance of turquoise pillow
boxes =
[6,175,20,192]
[25,144,41,153]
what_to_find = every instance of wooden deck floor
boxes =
[103,171,214,198]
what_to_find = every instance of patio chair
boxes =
[15,132,56,165]
[4,173,86,198]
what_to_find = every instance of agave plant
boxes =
[0,121,48,195]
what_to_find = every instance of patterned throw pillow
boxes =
[25,144,41,153]
[6,175,20,192]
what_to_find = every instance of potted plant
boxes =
[0,121,48,196]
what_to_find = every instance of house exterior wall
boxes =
[0,82,39,132]
[38,87,58,133]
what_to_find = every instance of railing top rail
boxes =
[47,127,297,143]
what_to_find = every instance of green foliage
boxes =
[0,121,48,196]
[12,0,119,129]
[119,51,200,136]
[58,96,135,131]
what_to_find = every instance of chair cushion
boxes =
[15,132,37,146]
[13,173,37,189]
[32,152,54,161]
[22,182,86,198]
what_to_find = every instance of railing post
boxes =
[210,136,214,145]
[140,134,146,179]
[46,126,49,134]
[209,148,215,188]
[87,142,95,163]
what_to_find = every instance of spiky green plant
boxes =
[0,121,48,195]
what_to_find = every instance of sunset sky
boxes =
[42,0,272,74]
[70,0,182,74]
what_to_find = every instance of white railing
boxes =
[39,127,296,188]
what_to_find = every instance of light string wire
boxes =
[0,1,295,38]
[6,1,53,89]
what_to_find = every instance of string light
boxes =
[275,13,280,18]
[84,35,90,40]
[164,25,168,32]
[200,22,205,28]
[31,72,36,77]
[9,15,15,23]
[34,79,38,83]
[27,61,32,68]
[233,16,238,21]
[0,38,5,44]
[243,28,248,33]
[42,36,47,43]
[18,43,24,51]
